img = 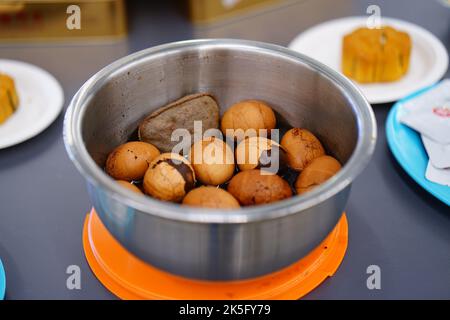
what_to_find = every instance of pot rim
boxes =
[64,39,377,224]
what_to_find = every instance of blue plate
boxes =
[0,258,5,300]
[386,82,450,206]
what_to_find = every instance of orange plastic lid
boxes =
[83,209,348,300]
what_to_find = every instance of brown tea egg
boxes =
[220,100,276,140]
[182,186,240,209]
[295,156,341,195]
[116,180,143,194]
[189,137,235,185]
[143,153,196,203]
[235,136,287,174]
[106,141,160,181]
[227,169,292,206]
[280,128,325,171]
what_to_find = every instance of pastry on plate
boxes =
[342,26,412,83]
[0,73,19,124]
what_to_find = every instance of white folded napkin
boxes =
[399,79,450,144]
[425,162,450,187]
[422,136,450,169]
[398,80,450,186]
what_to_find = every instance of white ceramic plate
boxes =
[0,59,64,149]
[288,17,449,104]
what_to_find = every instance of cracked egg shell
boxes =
[143,153,196,203]
[189,137,235,185]
[227,169,292,206]
[235,136,287,174]
[220,100,276,140]
[182,186,240,209]
[295,156,341,195]
[116,180,143,194]
[105,141,160,181]
[280,128,325,171]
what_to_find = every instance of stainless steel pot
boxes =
[64,39,376,281]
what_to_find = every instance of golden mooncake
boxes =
[0,73,19,124]
[342,26,412,83]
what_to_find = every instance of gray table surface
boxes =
[0,0,449,300]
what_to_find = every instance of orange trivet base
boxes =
[83,209,348,300]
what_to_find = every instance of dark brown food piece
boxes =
[138,93,220,153]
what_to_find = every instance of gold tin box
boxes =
[188,0,283,24]
[0,0,127,42]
